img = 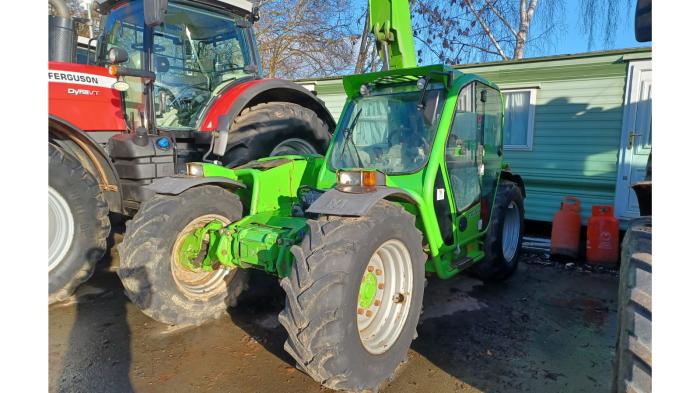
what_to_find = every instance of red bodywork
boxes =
[49,61,127,131]
[198,79,266,132]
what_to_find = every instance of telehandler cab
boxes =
[119,0,525,390]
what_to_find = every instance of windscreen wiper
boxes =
[340,107,364,167]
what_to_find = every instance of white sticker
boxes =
[48,70,117,88]
[436,188,445,201]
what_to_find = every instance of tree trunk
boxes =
[513,0,538,59]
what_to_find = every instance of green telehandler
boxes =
[118,0,526,390]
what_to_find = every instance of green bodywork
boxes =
[176,64,509,280]
[369,0,417,70]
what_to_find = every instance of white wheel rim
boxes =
[502,201,520,262]
[171,214,232,300]
[269,138,317,156]
[356,239,413,355]
[49,186,75,272]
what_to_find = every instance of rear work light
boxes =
[336,169,385,193]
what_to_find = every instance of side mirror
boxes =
[420,89,440,126]
[108,47,128,65]
[144,0,168,27]
[249,6,261,23]
[635,0,651,42]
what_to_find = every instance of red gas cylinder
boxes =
[586,205,619,265]
[551,196,582,258]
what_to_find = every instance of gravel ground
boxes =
[49,231,619,393]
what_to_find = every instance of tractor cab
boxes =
[93,0,260,130]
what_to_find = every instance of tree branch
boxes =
[466,0,509,60]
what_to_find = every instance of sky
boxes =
[350,0,649,64]
[544,0,648,57]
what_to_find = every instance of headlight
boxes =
[336,169,384,193]
[360,84,370,96]
[186,163,204,177]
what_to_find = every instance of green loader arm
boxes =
[369,0,417,70]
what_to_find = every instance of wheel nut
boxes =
[392,293,405,303]
[367,266,374,272]
[375,269,382,276]
[374,299,381,307]
[365,310,373,317]
[378,283,384,290]
[357,308,364,315]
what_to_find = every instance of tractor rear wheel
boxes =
[613,217,652,393]
[469,180,524,281]
[49,144,110,304]
[117,186,248,326]
[223,102,330,168]
[279,201,426,392]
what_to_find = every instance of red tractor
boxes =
[48,0,335,303]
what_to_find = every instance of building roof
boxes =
[296,47,652,83]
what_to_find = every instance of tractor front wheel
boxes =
[117,186,248,326]
[223,102,330,168]
[279,201,426,391]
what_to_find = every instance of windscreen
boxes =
[329,88,445,175]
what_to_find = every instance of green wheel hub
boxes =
[358,271,378,309]
[356,239,414,355]
[171,215,232,300]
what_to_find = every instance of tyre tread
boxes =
[614,217,652,393]
[279,201,425,391]
[49,144,110,304]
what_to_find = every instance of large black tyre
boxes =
[613,217,651,393]
[469,180,525,281]
[49,144,110,304]
[223,102,331,168]
[279,201,426,392]
[117,186,248,326]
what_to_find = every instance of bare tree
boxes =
[579,0,633,50]
[49,0,96,38]
[412,0,564,64]
[254,0,356,79]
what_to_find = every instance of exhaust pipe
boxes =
[49,0,77,62]
[49,0,70,18]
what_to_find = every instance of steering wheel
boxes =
[390,124,429,162]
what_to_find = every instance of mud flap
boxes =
[143,176,246,198]
[306,187,415,217]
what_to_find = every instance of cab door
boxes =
[442,82,502,250]
[474,83,503,231]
